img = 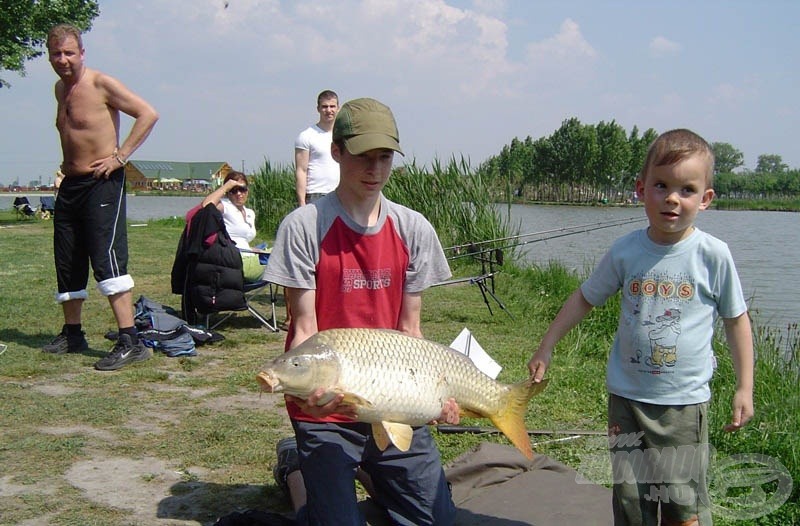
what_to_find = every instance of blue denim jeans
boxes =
[292,420,455,526]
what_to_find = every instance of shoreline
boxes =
[4,191,798,212]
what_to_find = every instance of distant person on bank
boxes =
[294,90,340,206]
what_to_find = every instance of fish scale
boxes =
[328,329,501,423]
[257,327,549,459]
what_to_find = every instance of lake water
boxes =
[1,193,200,222]
[505,204,798,336]
[3,195,797,333]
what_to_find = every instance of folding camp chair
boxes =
[13,196,37,220]
[38,195,56,219]
[202,279,280,331]
[171,203,280,332]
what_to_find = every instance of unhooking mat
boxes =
[360,441,613,526]
[214,442,613,525]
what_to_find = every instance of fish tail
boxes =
[489,378,549,460]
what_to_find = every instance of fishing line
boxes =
[446,216,646,261]
[499,216,647,252]
[445,216,643,252]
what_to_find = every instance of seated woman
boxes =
[201,171,266,282]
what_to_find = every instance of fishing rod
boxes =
[445,216,644,254]
[447,216,646,262]
[438,215,645,317]
[498,216,647,253]
[436,425,606,437]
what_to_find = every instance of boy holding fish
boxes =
[528,129,754,526]
[264,98,457,525]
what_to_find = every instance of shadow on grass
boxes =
[157,480,292,526]
[0,217,40,227]
[0,328,107,358]
[157,481,535,526]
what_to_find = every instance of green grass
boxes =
[712,197,800,212]
[0,207,797,525]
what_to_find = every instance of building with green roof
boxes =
[125,161,233,189]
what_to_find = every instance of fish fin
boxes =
[339,392,373,408]
[371,422,413,452]
[488,378,549,460]
[460,408,483,419]
[372,424,392,451]
[372,423,391,451]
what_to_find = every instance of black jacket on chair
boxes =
[171,203,246,323]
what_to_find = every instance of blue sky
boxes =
[1,0,798,186]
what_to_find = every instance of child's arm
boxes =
[722,313,755,432]
[528,289,594,383]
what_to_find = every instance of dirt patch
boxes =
[32,383,82,397]
[2,339,293,525]
[0,475,58,498]
[124,412,174,436]
[60,454,272,525]
[64,455,224,525]
[38,425,117,443]
[202,391,284,413]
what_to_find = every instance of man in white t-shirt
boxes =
[294,90,340,206]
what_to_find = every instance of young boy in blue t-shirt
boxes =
[528,129,754,526]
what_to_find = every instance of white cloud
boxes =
[526,18,597,62]
[706,80,758,106]
[470,0,507,15]
[273,0,518,98]
[521,18,598,93]
[649,36,681,56]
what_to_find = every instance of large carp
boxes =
[256,328,548,459]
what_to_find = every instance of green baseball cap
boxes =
[333,98,404,156]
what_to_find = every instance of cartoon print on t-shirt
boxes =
[645,309,681,368]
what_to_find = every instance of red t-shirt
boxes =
[287,215,409,422]
[264,194,451,423]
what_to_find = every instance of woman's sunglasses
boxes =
[229,186,248,195]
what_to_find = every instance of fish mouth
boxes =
[256,371,282,393]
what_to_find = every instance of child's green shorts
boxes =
[608,393,712,525]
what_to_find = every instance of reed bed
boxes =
[247,157,519,269]
[247,160,297,239]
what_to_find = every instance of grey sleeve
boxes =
[263,207,319,289]
[399,210,452,293]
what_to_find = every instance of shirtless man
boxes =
[42,24,159,371]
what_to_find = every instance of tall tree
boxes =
[755,154,788,174]
[593,120,631,191]
[711,142,745,174]
[530,135,556,182]
[777,170,800,195]
[626,126,658,182]
[0,0,99,88]
[548,117,597,185]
